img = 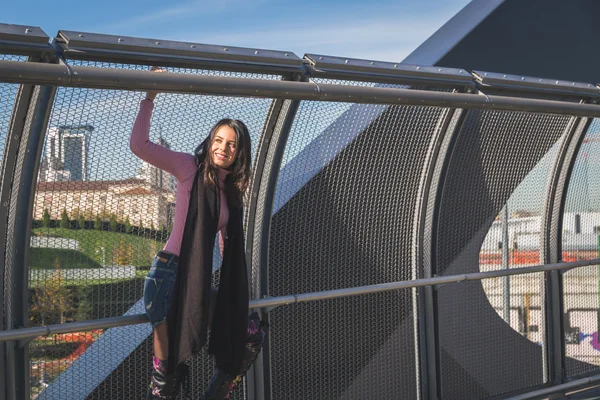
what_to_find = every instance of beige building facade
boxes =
[34,179,176,229]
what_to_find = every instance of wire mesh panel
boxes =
[436,108,573,399]
[267,86,449,399]
[562,118,600,378]
[29,61,278,399]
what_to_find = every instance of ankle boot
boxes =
[146,366,177,400]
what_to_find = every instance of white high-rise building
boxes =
[39,125,93,182]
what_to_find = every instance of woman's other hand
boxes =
[145,66,167,101]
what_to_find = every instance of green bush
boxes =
[94,215,102,231]
[60,209,70,229]
[42,209,51,228]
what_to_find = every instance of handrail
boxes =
[506,374,600,399]
[2,61,600,117]
[1,257,598,343]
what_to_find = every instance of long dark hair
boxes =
[194,118,251,206]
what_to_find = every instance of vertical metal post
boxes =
[244,70,307,400]
[5,84,56,400]
[541,115,591,386]
[502,205,511,323]
[414,101,468,400]
[0,86,36,400]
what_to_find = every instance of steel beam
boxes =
[541,114,593,385]
[1,61,600,116]
[414,104,468,400]
[5,84,56,400]
[0,24,51,56]
[0,81,35,400]
[54,30,303,75]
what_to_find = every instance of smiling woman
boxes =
[129,67,259,400]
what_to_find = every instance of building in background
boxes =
[34,179,175,229]
[39,125,93,182]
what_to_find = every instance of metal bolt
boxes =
[191,45,196,49]
[118,38,123,42]
[416,67,420,70]
[255,50,259,55]
[25,28,31,33]
[438,68,442,72]
[156,41,161,45]
[521,77,525,80]
[556,80,559,84]
[345,60,349,64]
[370,62,374,65]
[319,56,323,60]
[284,53,289,56]
[2,202,7,207]
[224,47,228,51]
[503,75,507,78]
[79,34,85,38]
[394,64,397,68]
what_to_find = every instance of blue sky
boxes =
[3,0,471,62]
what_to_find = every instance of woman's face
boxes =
[211,125,238,169]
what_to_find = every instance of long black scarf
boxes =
[166,164,249,376]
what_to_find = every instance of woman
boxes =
[130,67,263,400]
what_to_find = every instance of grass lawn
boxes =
[30,248,102,269]
[32,227,166,269]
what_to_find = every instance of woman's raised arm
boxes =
[130,99,196,181]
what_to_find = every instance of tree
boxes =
[109,214,118,232]
[124,216,132,233]
[114,237,134,265]
[60,209,70,229]
[94,215,102,231]
[30,258,73,325]
[42,209,51,228]
[75,286,93,321]
[78,214,85,230]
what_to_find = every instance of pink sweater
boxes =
[130,99,229,256]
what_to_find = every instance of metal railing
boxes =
[2,23,600,400]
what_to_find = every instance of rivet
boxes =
[438,68,442,72]
[572,82,576,85]
[156,41,161,45]
[539,79,543,82]
[224,47,228,51]
[284,53,289,56]
[416,66,420,70]
[79,34,85,38]
[484,73,488,76]
[370,62,374,65]
[2,202,7,207]
[319,56,323,60]
[503,75,507,78]
[255,50,259,54]
[556,80,559,84]
[393,64,397,68]
[345,60,349,64]
[118,38,123,42]
[25,28,31,33]
[191,45,196,49]
[521,77,525,80]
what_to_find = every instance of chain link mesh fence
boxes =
[562,118,600,378]
[437,107,573,398]
[28,60,278,399]
[267,79,451,398]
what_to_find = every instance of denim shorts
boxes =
[144,250,179,327]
